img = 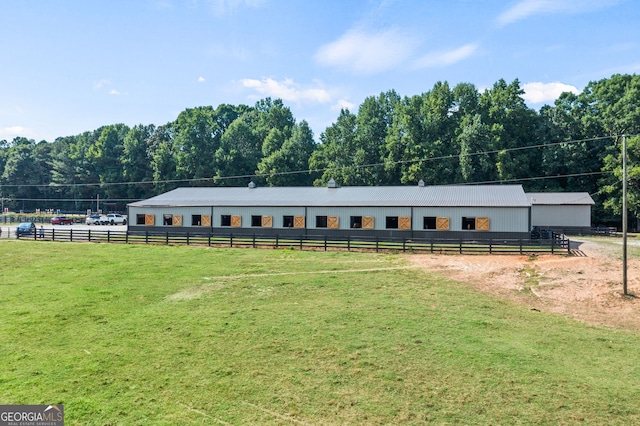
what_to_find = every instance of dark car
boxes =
[51,216,73,225]
[16,222,36,237]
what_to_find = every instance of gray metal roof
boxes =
[128,184,530,208]
[527,192,595,205]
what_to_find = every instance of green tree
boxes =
[600,135,640,226]
[122,124,156,199]
[86,124,129,198]
[0,138,51,211]
[309,108,357,186]
[148,124,179,193]
[385,82,457,185]
[215,111,262,186]
[257,120,316,186]
[457,114,493,183]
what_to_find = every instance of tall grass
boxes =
[1,241,638,425]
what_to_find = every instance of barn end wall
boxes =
[531,205,591,228]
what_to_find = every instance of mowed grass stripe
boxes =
[0,241,638,425]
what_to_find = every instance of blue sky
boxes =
[1,0,639,143]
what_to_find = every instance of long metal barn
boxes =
[127,180,558,240]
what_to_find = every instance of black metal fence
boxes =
[11,228,571,255]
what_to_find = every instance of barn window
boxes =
[283,215,294,228]
[462,217,476,230]
[386,216,399,229]
[192,215,202,226]
[251,215,262,227]
[424,217,437,229]
[136,214,146,225]
[350,216,362,228]
[163,214,173,226]
[221,215,231,226]
[316,216,328,228]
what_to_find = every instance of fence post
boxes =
[459,239,462,254]
[70,229,73,242]
[208,234,211,247]
[145,231,149,244]
[230,233,233,248]
[489,239,492,254]
[403,238,406,253]
[126,231,129,244]
[551,236,555,254]
[348,236,351,251]
[186,232,190,245]
[253,234,256,248]
[166,232,169,245]
[567,238,570,255]
[52,228,55,241]
[276,235,279,249]
[376,237,379,252]
[299,235,303,250]
[519,239,523,255]
[324,236,327,251]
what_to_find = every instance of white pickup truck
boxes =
[106,213,127,225]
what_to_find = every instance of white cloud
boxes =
[412,44,479,69]
[93,79,111,89]
[522,81,580,104]
[314,28,420,74]
[198,76,206,82]
[240,78,331,104]
[192,0,265,15]
[0,126,36,141]
[109,89,121,95]
[496,0,619,26]
[331,99,355,112]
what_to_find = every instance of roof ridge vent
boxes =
[327,178,337,188]
[418,179,425,187]
[248,181,256,189]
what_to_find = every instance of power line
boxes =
[0,134,627,190]
[0,170,616,204]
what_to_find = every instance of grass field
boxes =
[1,241,639,425]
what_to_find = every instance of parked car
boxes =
[16,222,36,237]
[86,215,108,225]
[51,216,73,225]
[106,213,127,225]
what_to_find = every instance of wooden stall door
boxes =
[399,216,411,230]
[476,217,490,231]
[435,217,449,230]
[362,216,374,229]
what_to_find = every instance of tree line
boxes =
[1,74,638,226]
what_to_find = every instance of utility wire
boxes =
[0,134,628,190]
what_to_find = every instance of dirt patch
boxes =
[406,239,640,331]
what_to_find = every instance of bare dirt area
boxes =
[406,238,640,331]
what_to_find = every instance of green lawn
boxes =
[1,241,638,425]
